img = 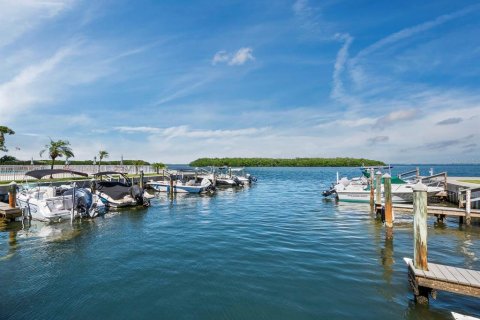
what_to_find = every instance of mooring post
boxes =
[71,182,76,222]
[466,189,471,226]
[412,182,429,303]
[8,181,17,208]
[139,170,144,190]
[369,168,375,213]
[383,173,393,238]
[169,176,174,197]
[90,178,96,194]
[375,171,382,215]
[415,167,420,180]
[413,182,428,270]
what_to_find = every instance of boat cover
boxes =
[96,181,131,200]
[25,169,89,179]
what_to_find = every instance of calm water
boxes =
[1,165,480,320]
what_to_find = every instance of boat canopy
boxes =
[25,169,89,179]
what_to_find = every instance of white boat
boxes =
[147,177,213,194]
[16,169,106,222]
[230,167,257,185]
[93,171,150,208]
[334,179,444,203]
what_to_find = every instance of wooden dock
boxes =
[393,204,480,217]
[0,202,22,220]
[404,258,480,299]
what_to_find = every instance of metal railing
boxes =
[0,165,155,182]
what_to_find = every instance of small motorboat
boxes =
[16,169,105,222]
[147,169,214,194]
[93,171,150,208]
[230,167,257,185]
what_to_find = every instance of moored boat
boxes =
[93,171,150,208]
[16,169,105,222]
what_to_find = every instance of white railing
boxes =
[0,165,155,182]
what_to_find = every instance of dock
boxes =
[0,202,22,221]
[393,204,480,218]
[405,258,480,299]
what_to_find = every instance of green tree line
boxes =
[190,157,385,167]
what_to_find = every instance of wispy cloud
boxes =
[0,43,77,121]
[368,136,389,144]
[0,0,76,48]
[212,47,255,66]
[373,109,419,129]
[212,50,230,65]
[402,134,475,152]
[292,0,334,40]
[355,4,480,59]
[436,117,463,125]
[114,125,270,140]
[331,33,358,107]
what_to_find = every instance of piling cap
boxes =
[382,173,391,179]
[375,171,382,175]
[413,181,428,192]
[8,181,17,186]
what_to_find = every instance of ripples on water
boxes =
[1,166,480,319]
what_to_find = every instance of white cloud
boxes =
[229,47,254,65]
[0,44,76,121]
[355,4,480,60]
[373,109,419,129]
[212,50,230,65]
[0,0,75,48]
[211,47,254,66]
[114,125,269,140]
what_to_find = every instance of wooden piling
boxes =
[8,181,17,208]
[466,189,471,226]
[375,171,382,214]
[416,167,420,180]
[369,168,374,213]
[383,173,393,238]
[169,177,174,197]
[413,182,428,271]
[139,170,144,190]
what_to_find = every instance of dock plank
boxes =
[445,266,470,285]
[428,263,449,281]
[457,268,479,287]
[464,269,480,288]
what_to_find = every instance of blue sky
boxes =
[0,0,479,163]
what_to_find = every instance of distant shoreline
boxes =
[189,157,385,167]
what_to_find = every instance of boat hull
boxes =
[336,191,412,203]
[147,182,207,194]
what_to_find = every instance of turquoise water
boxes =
[1,165,480,319]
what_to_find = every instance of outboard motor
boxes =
[233,177,242,186]
[130,184,150,207]
[63,188,94,218]
[130,184,144,205]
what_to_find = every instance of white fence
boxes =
[0,165,155,182]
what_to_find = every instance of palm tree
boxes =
[40,139,74,176]
[98,150,109,171]
[152,162,166,174]
[0,126,15,152]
